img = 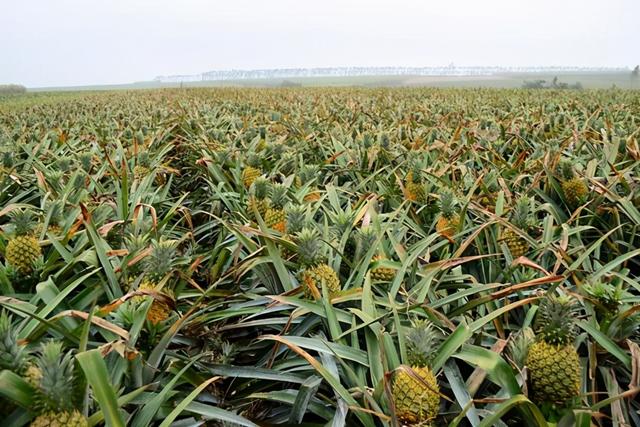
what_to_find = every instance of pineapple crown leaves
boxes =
[285,204,308,235]
[143,239,179,281]
[507,327,535,370]
[534,294,579,346]
[246,152,261,169]
[559,159,576,180]
[137,151,151,168]
[77,152,93,172]
[43,200,64,226]
[581,282,624,317]
[298,165,320,186]
[330,210,354,236]
[510,196,533,230]
[295,227,325,267]
[404,320,443,368]
[250,177,271,200]
[9,208,38,236]
[269,183,289,209]
[438,190,458,219]
[355,227,378,261]
[0,310,28,373]
[33,341,79,412]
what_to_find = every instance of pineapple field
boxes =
[0,87,639,426]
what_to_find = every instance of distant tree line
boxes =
[0,84,27,94]
[522,76,582,90]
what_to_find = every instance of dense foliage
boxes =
[0,87,639,426]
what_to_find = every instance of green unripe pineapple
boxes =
[392,321,441,425]
[526,295,581,404]
[5,209,41,275]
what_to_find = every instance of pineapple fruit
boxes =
[5,209,42,275]
[133,151,151,180]
[133,240,177,325]
[500,196,532,258]
[242,153,262,188]
[404,166,427,203]
[247,177,271,220]
[559,160,588,208]
[296,228,340,299]
[370,255,395,282]
[264,183,288,233]
[392,321,441,425]
[31,410,88,427]
[526,294,581,404]
[27,342,88,426]
[435,191,460,240]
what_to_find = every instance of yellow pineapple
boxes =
[526,295,581,404]
[370,255,395,282]
[264,184,288,233]
[133,240,178,325]
[31,410,88,427]
[247,178,271,220]
[296,228,340,299]
[435,191,460,240]
[559,160,588,208]
[404,168,427,204]
[242,153,262,188]
[5,209,42,275]
[392,321,441,425]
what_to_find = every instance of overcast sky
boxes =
[1,0,637,87]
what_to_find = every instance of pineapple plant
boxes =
[296,228,340,299]
[5,209,42,275]
[404,164,427,203]
[435,190,460,240]
[500,196,533,258]
[247,177,271,220]
[0,310,28,374]
[264,183,288,233]
[27,342,88,427]
[242,153,262,188]
[134,151,151,180]
[280,204,308,259]
[37,200,64,238]
[296,165,322,202]
[559,160,588,208]
[392,321,441,425]
[133,240,178,325]
[526,294,581,404]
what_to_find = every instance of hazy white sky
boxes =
[1,0,637,87]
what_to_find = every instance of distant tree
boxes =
[0,84,26,94]
[632,66,640,89]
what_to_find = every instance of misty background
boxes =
[1,0,637,88]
